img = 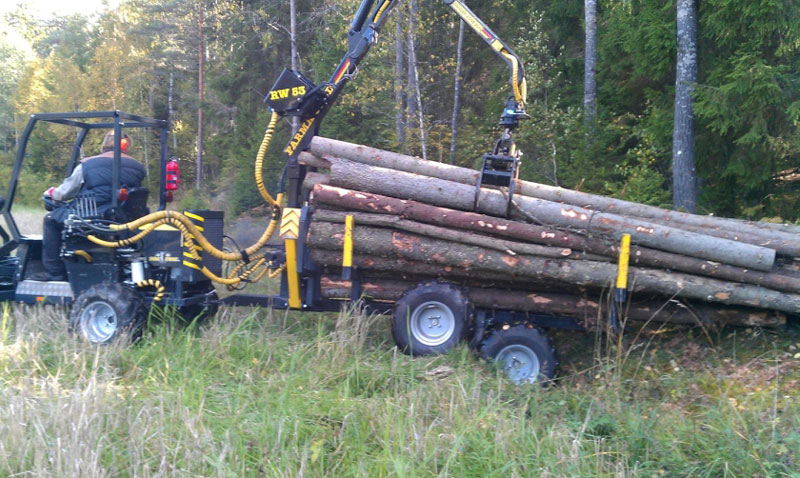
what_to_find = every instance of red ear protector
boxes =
[120,137,130,152]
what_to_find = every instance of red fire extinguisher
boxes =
[165,157,180,202]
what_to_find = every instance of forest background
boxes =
[0,0,798,223]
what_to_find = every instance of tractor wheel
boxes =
[69,283,147,345]
[480,325,558,385]
[391,281,472,356]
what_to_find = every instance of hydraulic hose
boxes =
[86,112,287,287]
[501,51,527,106]
[255,111,281,207]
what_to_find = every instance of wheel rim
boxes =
[496,344,541,384]
[80,301,118,343]
[409,301,456,347]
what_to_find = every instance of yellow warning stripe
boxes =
[183,211,205,222]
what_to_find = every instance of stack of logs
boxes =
[298,137,800,329]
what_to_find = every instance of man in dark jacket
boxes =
[31,131,146,281]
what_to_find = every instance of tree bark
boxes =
[449,20,465,164]
[310,249,565,289]
[309,184,800,292]
[307,137,800,256]
[318,277,786,328]
[395,13,407,150]
[323,160,777,270]
[307,222,800,314]
[407,0,427,160]
[312,208,574,258]
[310,136,800,257]
[290,0,299,132]
[584,0,597,140]
[672,0,698,212]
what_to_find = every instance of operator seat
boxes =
[118,187,150,222]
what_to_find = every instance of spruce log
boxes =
[308,136,799,253]
[311,184,800,292]
[325,160,776,271]
[307,221,800,314]
[309,249,575,290]
[311,184,604,251]
[312,208,574,259]
[318,277,786,328]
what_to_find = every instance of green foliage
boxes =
[1,304,799,475]
[0,0,798,221]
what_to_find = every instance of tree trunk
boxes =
[309,184,800,292]
[407,0,427,160]
[307,221,800,313]
[196,6,204,190]
[584,0,597,141]
[323,160,777,270]
[395,13,407,151]
[672,0,698,212]
[290,0,299,132]
[449,20,465,164]
[318,277,786,328]
[307,137,800,255]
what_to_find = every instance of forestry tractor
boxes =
[0,0,579,384]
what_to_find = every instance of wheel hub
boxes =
[496,344,541,384]
[409,301,456,347]
[80,301,118,343]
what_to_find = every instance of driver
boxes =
[31,131,146,281]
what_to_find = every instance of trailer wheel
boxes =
[69,283,147,345]
[480,325,558,385]
[392,281,472,356]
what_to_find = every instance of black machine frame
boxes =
[2,111,170,243]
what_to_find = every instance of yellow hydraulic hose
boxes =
[255,111,281,207]
[85,112,287,287]
[501,51,527,106]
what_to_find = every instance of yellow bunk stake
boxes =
[610,234,632,335]
[280,208,302,309]
[342,215,354,280]
[616,234,631,290]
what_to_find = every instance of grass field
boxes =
[0,301,798,477]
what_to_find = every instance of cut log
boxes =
[308,136,799,254]
[324,160,777,271]
[312,208,575,259]
[307,221,800,314]
[311,184,605,251]
[311,184,800,292]
[318,277,786,328]
[309,249,576,290]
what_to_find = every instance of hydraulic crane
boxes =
[265,0,530,309]
[267,0,529,207]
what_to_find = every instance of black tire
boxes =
[69,282,147,345]
[480,325,558,385]
[391,281,472,356]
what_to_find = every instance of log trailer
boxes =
[0,0,608,384]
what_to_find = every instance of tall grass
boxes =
[0,301,798,477]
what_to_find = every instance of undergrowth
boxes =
[0,301,798,477]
